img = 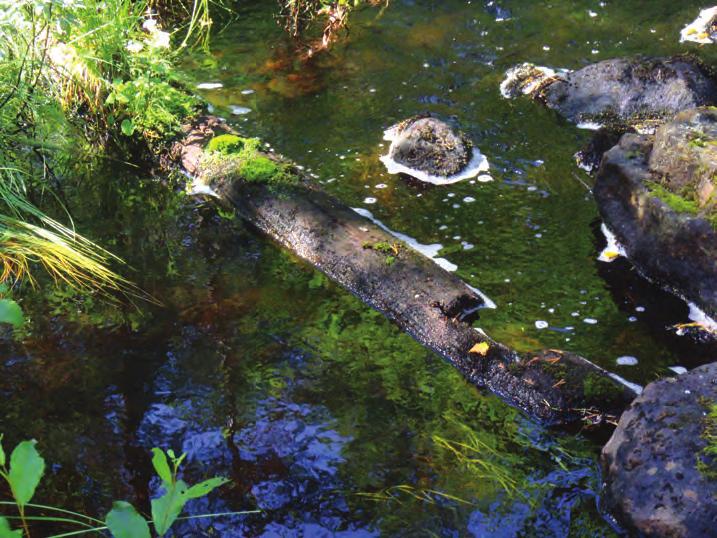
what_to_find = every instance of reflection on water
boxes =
[6,0,717,535]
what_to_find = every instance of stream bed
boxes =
[4,0,717,535]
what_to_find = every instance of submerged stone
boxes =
[594,107,717,320]
[602,362,717,537]
[380,116,489,185]
[502,56,717,129]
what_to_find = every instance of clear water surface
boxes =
[4,1,717,536]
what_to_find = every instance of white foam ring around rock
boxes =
[380,128,491,186]
[680,6,717,44]
[352,207,496,309]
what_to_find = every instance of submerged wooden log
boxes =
[167,116,637,425]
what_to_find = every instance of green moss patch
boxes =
[646,180,717,229]
[201,134,296,185]
[206,134,245,154]
[582,372,622,405]
[698,400,717,479]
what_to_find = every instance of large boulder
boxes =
[594,107,717,319]
[380,116,490,185]
[503,56,717,129]
[601,362,717,537]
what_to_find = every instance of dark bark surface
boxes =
[168,116,637,425]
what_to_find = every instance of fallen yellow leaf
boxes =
[469,342,490,356]
[602,250,619,260]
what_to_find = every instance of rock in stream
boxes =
[594,107,717,320]
[502,56,717,130]
[602,362,717,537]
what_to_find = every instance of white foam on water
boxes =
[598,223,627,262]
[608,372,643,395]
[352,207,455,270]
[687,301,717,332]
[352,208,496,310]
[196,82,223,90]
[465,284,497,310]
[616,356,639,366]
[576,121,603,131]
[380,127,490,185]
[680,6,717,44]
[187,181,220,198]
[229,105,251,115]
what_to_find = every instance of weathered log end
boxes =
[168,116,637,426]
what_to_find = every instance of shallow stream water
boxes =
[4,1,717,536]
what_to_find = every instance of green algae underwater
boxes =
[6,0,717,535]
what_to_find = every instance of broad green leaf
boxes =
[0,300,23,328]
[0,517,21,538]
[151,480,189,536]
[8,440,45,507]
[120,119,135,136]
[151,476,230,536]
[151,448,172,486]
[106,501,150,538]
[184,477,229,499]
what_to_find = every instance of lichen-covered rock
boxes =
[503,56,717,129]
[380,116,490,184]
[601,362,717,537]
[649,108,717,206]
[594,107,717,319]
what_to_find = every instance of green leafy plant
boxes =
[0,435,253,537]
[0,436,46,537]
[149,448,229,536]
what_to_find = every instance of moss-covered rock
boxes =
[594,108,717,319]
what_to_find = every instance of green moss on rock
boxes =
[206,134,245,154]
[200,134,296,185]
